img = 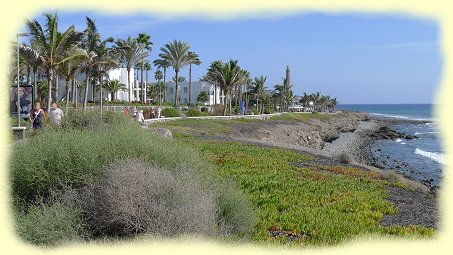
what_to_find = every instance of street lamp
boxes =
[16,32,30,128]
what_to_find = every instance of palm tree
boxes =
[153,59,170,103]
[157,40,192,105]
[171,76,186,82]
[136,33,152,103]
[101,79,127,101]
[25,12,83,111]
[57,45,87,111]
[273,84,284,112]
[187,51,201,105]
[18,41,43,100]
[252,76,266,114]
[154,69,163,104]
[81,17,101,110]
[205,60,247,115]
[144,62,152,103]
[114,36,149,102]
[330,97,338,112]
[94,38,118,114]
[36,80,48,104]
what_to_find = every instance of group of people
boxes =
[124,106,161,125]
[28,103,162,130]
[29,102,64,130]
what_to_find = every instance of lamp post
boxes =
[16,32,30,128]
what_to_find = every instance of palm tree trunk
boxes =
[27,66,32,86]
[256,96,259,113]
[245,85,248,112]
[145,68,148,104]
[83,70,90,110]
[55,74,59,103]
[47,70,53,112]
[229,90,232,115]
[163,67,166,103]
[223,90,228,116]
[99,74,103,115]
[72,78,76,104]
[65,79,70,112]
[174,70,179,106]
[33,68,38,102]
[127,67,132,102]
[189,64,192,106]
[213,84,217,105]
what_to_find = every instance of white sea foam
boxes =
[414,132,440,135]
[414,148,444,164]
[395,138,403,142]
[400,142,406,145]
[370,113,432,121]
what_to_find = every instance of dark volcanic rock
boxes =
[369,126,417,141]
[323,134,340,143]
[380,186,438,229]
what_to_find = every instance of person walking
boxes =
[124,106,129,117]
[131,106,138,119]
[29,102,46,130]
[156,106,161,118]
[49,102,64,126]
[136,109,145,126]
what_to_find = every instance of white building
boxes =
[164,80,223,105]
[53,68,223,105]
[53,67,136,103]
[107,68,135,101]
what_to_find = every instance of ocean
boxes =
[338,104,443,187]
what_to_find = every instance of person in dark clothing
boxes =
[29,102,47,130]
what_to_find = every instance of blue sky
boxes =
[23,11,442,104]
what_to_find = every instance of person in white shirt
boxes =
[136,109,145,125]
[156,107,161,118]
[49,102,64,126]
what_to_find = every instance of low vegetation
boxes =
[161,107,180,117]
[185,109,207,117]
[174,137,434,246]
[10,111,254,246]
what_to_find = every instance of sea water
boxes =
[338,104,442,187]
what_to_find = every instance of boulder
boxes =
[151,128,173,140]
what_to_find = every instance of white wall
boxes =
[164,81,221,105]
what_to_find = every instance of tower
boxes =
[285,66,290,90]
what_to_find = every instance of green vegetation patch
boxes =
[175,137,434,246]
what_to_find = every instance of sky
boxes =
[21,11,442,104]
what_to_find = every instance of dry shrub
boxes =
[211,104,224,116]
[339,152,355,164]
[80,159,217,237]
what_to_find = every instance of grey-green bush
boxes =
[10,123,209,202]
[14,188,86,246]
[215,179,255,237]
[10,114,255,241]
[185,109,207,117]
[80,159,217,237]
[161,107,180,117]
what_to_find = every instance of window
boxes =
[169,87,174,94]
[183,98,188,103]
[183,87,188,93]
[210,90,214,95]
